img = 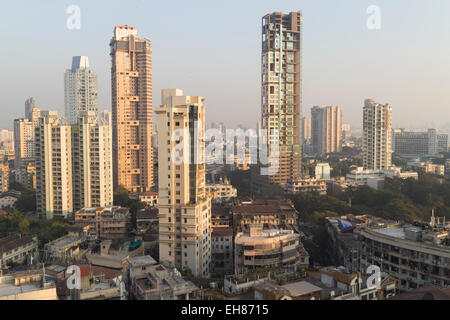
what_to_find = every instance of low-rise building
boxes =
[346,166,418,189]
[0,234,38,268]
[0,269,57,300]
[206,180,237,202]
[211,204,233,228]
[43,228,88,264]
[126,257,198,300]
[74,206,131,240]
[0,191,21,209]
[130,191,158,207]
[136,207,158,234]
[284,178,327,195]
[234,225,308,274]
[233,199,298,228]
[358,213,450,291]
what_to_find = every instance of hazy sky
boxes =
[1,0,450,131]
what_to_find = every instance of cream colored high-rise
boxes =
[363,99,393,170]
[110,25,153,192]
[72,111,113,211]
[14,107,41,168]
[261,12,303,185]
[156,89,211,278]
[35,111,73,219]
[311,105,342,155]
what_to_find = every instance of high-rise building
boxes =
[72,111,113,211]
[35,111,73,219]
[156,89,211,278]
[110,25,153,193]
[363,99,393,170]
[311,105,342,155]
[35,110,113,219]
[25,97,36,119]
[64,56,98,124]
[261,12,303,185]
[13,118,35,168]
[301,116,311,141]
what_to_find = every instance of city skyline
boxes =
[1,1,450,131]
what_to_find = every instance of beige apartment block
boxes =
[363,99,393,170]
[35,111,73,219]
[156,89,212,278]
[311,105,342,154]
[72,111,113,211]
[234,224,307,274]
[110,25,153,193]
[261,12,303,185]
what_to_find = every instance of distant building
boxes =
[315,163,331,179]
[393,129,448,157]
[302,117,311,141]
[64,56,98,124]
[346,166,418,190]
[311,106,342,154]
[25,97,36,119]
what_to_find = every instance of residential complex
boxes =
[156,89,212,277]
[36,111,113,218]
[311,105,342,155]
[110,25,153,192]
[363,99,393,170]
[64,56,98,124]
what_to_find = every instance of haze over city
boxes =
[1,0,450,131]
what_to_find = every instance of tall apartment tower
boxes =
[110,25,153,193]
[35,111,73,219]
[261,12,303,185]
[72,111,113,211]
[64,56,98,124]
[311,105,343,155]
[156,89,211,278]
[14,119,35,168]
[363,99,393,170]
[25,97,36,119]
